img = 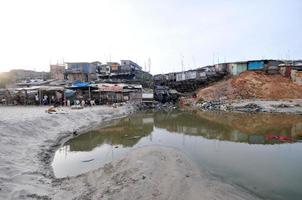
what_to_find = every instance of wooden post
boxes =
[39,89,42,105]
[89,86,91,100]
[24,90,28,105]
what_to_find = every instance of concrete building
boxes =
[108,62,121,74]
[65,62,98,82]
[8,69,49,81]
[50,64,65,80]
[121,60,142,72]
[97,63,111,77]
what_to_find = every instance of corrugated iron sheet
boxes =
[98,84,123,92]
[248,61,264,70]
[185,71,197,80]
[176,72,185,81]
[228,63,247,76]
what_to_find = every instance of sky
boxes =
[0,0,301,74]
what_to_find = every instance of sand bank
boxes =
[0,105,133,199]
[54,146,260,200]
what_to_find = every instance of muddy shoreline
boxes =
[195,99,302,115]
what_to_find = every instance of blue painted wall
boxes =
[248,61,264,70]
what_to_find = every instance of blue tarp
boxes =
[248,61,264,70]
[69,81,92,89]
[64,89,76,98]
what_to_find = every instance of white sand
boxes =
[0,105,133,199]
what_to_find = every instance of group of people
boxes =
[67,99,97,107]
[35,94,60,106]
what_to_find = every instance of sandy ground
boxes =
[0,105,261,200]
[0,105,134,199]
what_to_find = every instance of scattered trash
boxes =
[128,136,141,140]
[82,159,95,162]
[71,105,84,110]
[265,135,293,142]
[234,103,262,112]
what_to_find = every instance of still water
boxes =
[52,110,302,200]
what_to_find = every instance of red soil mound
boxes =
[197,71,302,101]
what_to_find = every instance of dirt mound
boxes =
[197,71,302,101]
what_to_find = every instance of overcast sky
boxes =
[0,0,301,74]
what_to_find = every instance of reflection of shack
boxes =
[67,114,154,151]
[248,135,265,144]
[95,83,142,104]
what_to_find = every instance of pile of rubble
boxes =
[196,100,227,111]
[232,103,262,113]
[196,101,263,113]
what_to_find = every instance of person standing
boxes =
[35,94,39,105]
[51,95,55,105]
[43,95,48,105]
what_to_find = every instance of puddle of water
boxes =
[52,110,302,200]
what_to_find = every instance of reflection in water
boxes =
[155,111,302,144]
[67,115,154,152]
[53,111,302,200]
[68,111,302,152]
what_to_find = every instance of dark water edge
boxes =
[52,110,302,200]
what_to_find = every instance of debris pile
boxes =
[232,103,262,113]
[196,100,226,111]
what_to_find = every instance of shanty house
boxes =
[295,71,302,84]
[176,72,185,81]
[65,62,97,82]
[204,65,217,78]
[167,73,176,82]
[96,83,142,104]
[196,68,207,80]
[247,61,264,71]
[228,62,247,76]
[185,70,197,80]
[215,63,227,74]
[50,64,66,80]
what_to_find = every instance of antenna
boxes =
[212,52,215,65]
[192,55,196,69]
[148,57,151,73]
[180,54,184,72]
